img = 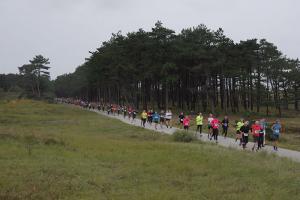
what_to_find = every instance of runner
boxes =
[141,110,147,127]
[165,109,172,128]
[112,104,117,116]
[117,106,121,115]
[179,112,184,129]
[272,120,282,151]
[123,106,127,118]
[240,121,250,149]
[147,110,153,125]
[128,106,132,121]
[153,111,160,130]
[258,119,265,149]
[107,104,111,115]
[195,112,203,137]
[221,115,229,138]
[251,121,261,151]
[207,114,214,139]
[210,117,220,143]
[110,104,113,114]
[259,118,267,147]
[83,101,88,109]
[159,110,165,129]
[132,109,137,123]
[183,115,190,131]
[235,118,244,146]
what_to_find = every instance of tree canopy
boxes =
[54,22,300,116]
[0,55,53,99]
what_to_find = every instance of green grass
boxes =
[0,100,300,200]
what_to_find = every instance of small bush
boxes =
[0,133,18,140]
[24,135,40,156]
[173,131,195,143]
[43,138,65,146]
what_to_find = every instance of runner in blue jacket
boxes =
[153,112,160,130]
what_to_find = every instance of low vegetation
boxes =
[0,100,299,200]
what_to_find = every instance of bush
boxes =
[43,138,65,146]
[173,131,195,143]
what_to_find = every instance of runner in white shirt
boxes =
[165,110,173,128]
[207,113,214,139]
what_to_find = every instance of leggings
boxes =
[212,129,219,141]
[242,135,249,147]
[258,134,264,148]
[222,126,228,137]
[142,119,146,127]
[196,125,202,134]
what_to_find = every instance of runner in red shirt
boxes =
[183,116,190,131]
[211,118,220,143]
[147,110,153,125]
[251,121,261,151]
[112,104,116,116]
[128,106,132,120]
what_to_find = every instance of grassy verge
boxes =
[0,100,299,200]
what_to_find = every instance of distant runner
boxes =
[195,112,203,137]
[210,117,220,143]
[240,121,250,149]
[132,109,137,123]
[160,110,165,129]
[141,110,147,127]
[179,112,184,129]
[236,119,244,146]
[123,106,127,118]
[147,110,153,125]
[221,116,229,138]
[272,120,282,151]
[128,107,132,121]
[153,111,160,130]
[207,114,214,139]
[251,121,261,151]
[183,115,190,131]
[259,118,267,147]
[165,109,172,128]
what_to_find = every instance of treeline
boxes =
[0,55,53,99]
[54,22,300,116]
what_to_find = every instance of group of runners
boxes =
[101,104,282,152]
[139,109,173,129]
[55,98,282,152]
[184,112,282,152]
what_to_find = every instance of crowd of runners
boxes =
[56,98,282,152]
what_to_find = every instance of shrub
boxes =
[173,131,195,143]
[43,138,65,146]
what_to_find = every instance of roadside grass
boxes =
[0,100,300,200]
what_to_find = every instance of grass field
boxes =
[0,100,300,200]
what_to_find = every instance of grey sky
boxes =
[0,0,299,79]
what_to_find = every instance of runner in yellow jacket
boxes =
[141,110,147,127]
[196,112,203,137]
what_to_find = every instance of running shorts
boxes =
[272,134,279,141]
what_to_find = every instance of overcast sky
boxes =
[0,0,299,79]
